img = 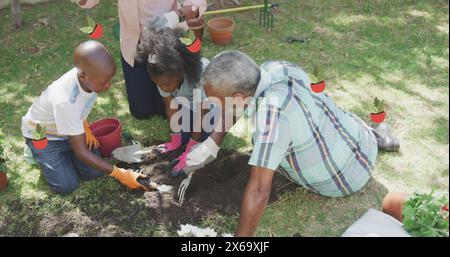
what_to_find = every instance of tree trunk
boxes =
[11,0,23,29]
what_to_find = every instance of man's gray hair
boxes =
[202,50,261,94]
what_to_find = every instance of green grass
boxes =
[0,0,448,236]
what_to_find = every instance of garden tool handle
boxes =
[203,3,279,16]
[137,177,159,191]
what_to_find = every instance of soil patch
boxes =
[116,148,298,225]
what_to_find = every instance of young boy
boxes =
[21,40,148,194]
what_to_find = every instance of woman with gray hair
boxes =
[182,50,400,236]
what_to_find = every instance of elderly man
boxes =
[183,51,400,236]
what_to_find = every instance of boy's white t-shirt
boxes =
[21,68,97,140]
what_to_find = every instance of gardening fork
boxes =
[176,172,195,206]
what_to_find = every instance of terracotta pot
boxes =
[311,81,326,93]
[382,192,409,222]
[188,18,206,41]
[207,17,236,46]
[90,118,122,158]
[0,171,7,191]
[186,38,202,53]
[89,23,103,39]
[370,111,386,124]
[32,138,48,150]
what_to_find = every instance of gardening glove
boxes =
[156,133,182,154]
[83,120,99,150]
[169,138,199,177]
[183,137,219,175]
[112,144,155,164]
[148,11,186,32]
[110,166,148,191]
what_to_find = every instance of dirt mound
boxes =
[117,149,298,225]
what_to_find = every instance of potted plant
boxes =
[310,65,326,93]
[0,131,7,191]
[32,123,48,150]
[370,97,386,123]
[80,16,103,39]
[180,32,202,54]
[403,191,449,237]
[187,17,206,41]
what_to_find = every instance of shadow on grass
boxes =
[427,116,449,144]
[1,156,389,237]
[256,177,389,237]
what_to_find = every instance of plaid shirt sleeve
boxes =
[248,98,291,171]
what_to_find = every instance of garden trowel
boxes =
[137,177,172,193]
[112,144,156,164]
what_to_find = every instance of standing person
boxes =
[182,51,400,236]
[74,0,207,119]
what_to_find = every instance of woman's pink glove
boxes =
[156,133,182,154]
[169,138,199,177]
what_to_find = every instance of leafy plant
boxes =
[32,123,47,140]
[403,191,449,237]
[313,65,321,81]
[309,65,322,83]
[80,16,96,34]
[180,37,194,46]
[373,97,385,113]
[181,28,197,45]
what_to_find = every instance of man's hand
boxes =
[183,137,219,175]
[235,166,274,237]
[83,120,99,150]
[110,166,148,190]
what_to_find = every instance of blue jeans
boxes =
[25,138,104,194]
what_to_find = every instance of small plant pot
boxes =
[89,23,103,39]
[186,38,202,53]
[370,111,386,124]
[311,81,326,93]
[0,171,7,191]
[207,17,236,46]
[90,118,122,158]
[188,18,206,41]
[32,138,48,150]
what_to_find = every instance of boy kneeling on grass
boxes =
[21,40,149,194]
